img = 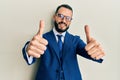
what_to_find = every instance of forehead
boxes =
[57,7,73,17]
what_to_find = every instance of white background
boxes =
[0,0,119,80]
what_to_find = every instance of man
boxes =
[22,4,105,80]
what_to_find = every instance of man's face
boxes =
[53,7,73,33]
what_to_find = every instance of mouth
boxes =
[58,22,67,27]
[54,21,69,32]
[59,23,66,27]
[58,23,67,30]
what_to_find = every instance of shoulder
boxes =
[65,32,85,45]
[66,32,82,41]
[43,30,53,37]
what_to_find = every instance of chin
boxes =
[59,27,66,31]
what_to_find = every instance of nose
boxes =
[61,17,66,22]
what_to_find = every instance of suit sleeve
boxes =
[22,41,36,65]
[76,36,103,63]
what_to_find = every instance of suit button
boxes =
[56,70,59,73]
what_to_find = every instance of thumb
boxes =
[37,20,45,37]
[84,25,91,43]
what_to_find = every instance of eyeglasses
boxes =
[56,13,72,22]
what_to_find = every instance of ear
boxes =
[53,14,56,21]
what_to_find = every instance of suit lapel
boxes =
[46,30,61,61]
[62,32,71,60]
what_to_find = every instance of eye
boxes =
[66,16,72,21]
[56,13,72,22]
[57,14,64,19]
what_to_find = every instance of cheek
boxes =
[67,22,71,26]
[54,17,60,23]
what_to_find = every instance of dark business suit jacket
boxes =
[22,30,103,80]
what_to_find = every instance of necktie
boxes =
[57,35,65,80]
[57,35,63,52]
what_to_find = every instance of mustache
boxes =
[58,22,67,26]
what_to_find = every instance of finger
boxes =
[85,43,94,51]
[32,35,48,46]
[85,25,91,43]
[90,48,105,60]
[30,40,47,51]
[87,46,98,55]
[96,54,104,60]
[28,45,45,54]
[28,50,41,58]
[37,20,45,37]
[90,50,100,58]
[87,41,100,53]
[85,39,96,51]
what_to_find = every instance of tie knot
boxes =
[57,35,63,52]
[57,35,62,40]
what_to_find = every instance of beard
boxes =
[54,21,69,33]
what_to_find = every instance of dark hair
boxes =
[55,4,73,14]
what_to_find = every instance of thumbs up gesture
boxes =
[85,25,105,60]
[26,20,48,58]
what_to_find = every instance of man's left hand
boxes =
[84,25,105,60]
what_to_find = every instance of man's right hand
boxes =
[26,20,48,58]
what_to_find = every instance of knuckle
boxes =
[29,46,33,50]
[91,55,95,59]
[27,50,33,56]
[42,46,47,50]
[44,46,47,50]
[27,50,31,54]
[35,54,41,58]
[39,50,44,55]
[87,51,91,55]
[42,38,48,45]
[45,40,48,45]
[30,40,35,45]
[33,35,38,39]
[85,46,88,51]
